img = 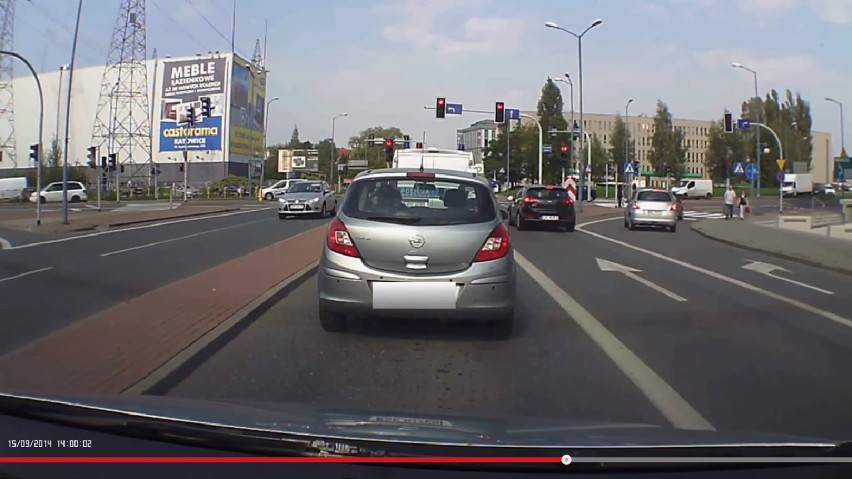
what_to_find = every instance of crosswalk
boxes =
[594,201,727,221]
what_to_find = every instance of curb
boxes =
[690,223,852,278]
[106,208,240,228]
[124,261,319,396]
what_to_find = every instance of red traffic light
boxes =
[496,102,504,110]
[385,138,394,148]
[560,144,568,152]
[437,98,445,105]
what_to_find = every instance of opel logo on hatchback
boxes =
[409,234,426,248]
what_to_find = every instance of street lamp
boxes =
[330,113,348,188]
[545,18,603,208]
[732,61,761,207]
[259,96,279,191]
[826,97,846,157]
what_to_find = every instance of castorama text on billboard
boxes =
[159,58,226,152]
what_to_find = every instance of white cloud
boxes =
[669,0,852,25]
[810,0,852,25]
[695,48,843,87]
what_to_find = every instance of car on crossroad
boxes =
[277,181,337,219]
[506,185,576,231]
[317,168,516,338]
[624,188,679,232]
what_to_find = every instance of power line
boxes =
[184,0,250,59]
[149,0,209,53]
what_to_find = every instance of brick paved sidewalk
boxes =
[0,225,326,395]
[692,218,852,276]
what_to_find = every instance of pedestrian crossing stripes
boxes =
[594,202,727,221]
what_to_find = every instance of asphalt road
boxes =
[0,206,327,354]
[166,214,852,442]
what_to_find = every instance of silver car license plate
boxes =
[372,281,457,310]
[290,204,305,210]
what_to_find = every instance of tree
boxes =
[648,100,688,178]
[607,114,635,173]
[704,111,748,183]
[47,137,62,168]
[583,133,609,180]
[287,125,301,148]
[484,123,539,183]
[737,89,812,186]
[536,78,570,181]
[347,126,408,170]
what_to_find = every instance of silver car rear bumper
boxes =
[628,210,677,226]
[318,248,516,319]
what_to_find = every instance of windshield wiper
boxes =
[366,215,422,224]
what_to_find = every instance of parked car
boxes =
[29,181,87,204]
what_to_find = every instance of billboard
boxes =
[279,149,319,172]
[229,55,267,157]
[158,58,226,152]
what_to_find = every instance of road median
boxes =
[0,224,327,396]
[691,219,852,277]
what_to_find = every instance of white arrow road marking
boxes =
[742,260,834,295]
[516,253,714,431]
[596,258,688,302]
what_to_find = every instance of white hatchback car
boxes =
[30,181,88,204]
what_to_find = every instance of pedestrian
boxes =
[738,191,748,220]
[723,185,736,220]
[616,184,624,208]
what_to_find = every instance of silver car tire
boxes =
[319,307,347,332]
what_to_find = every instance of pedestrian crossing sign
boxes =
[624,162,635,174]
[733,162,745,175]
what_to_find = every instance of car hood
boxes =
[0,392,841,451]
[280,192,321,201]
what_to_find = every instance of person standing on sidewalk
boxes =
[738,191,748,220]
[723,185,736,220]
[616,184,624,208]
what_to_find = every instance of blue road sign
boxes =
[624,162,635,174]
[499,167,506,175]
[745,163,757,180]
[458,144,465,151]
[733,162,745,175]
[446,103,463,115]
[507,109,520,121]
[776,170,785,183]
[542,144,553,153]
[737,118,751,130]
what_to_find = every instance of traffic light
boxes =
[100,156,107,169]
[403,135,410,149]
[108,153,117,170]
[495,102,505,124]
[179,162,184,172]
[200,97,212,119]
[368,133,375,147]
[0,150,3,162]
[435,97,446,119]
[87,146,97,168]
[385,137,394,151]
[560,143,568,159]
[188,107,197,126]
[151,166,156,175]
[415,142,423,149]
[29,143,39,163]
[723,112,733,133]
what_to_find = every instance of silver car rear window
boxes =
[289,183,322,193]
[636,191,672,202]
[342,176,496,226]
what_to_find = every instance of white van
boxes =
[261,178,306,200]
[393,148,482,175]
[671,178,713,199]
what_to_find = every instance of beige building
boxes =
[519,112,834,186]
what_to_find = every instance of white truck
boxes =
[671,178,713,199]
[781,173,813,197]
[393,147,483,175]
[0,177,27,200]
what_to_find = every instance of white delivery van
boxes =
[393,148,482,175]
[671,178,713,199]
[782,173,813,197]
[0,177,27,200]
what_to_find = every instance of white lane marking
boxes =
[596,258,688,302]
[516,252,714,431]
[6,207,274,251]
[100,218,269,257]
[0,266,53,284]
[578,217,852,329]
[742,260,834,295]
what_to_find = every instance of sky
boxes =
[11,0,852,154]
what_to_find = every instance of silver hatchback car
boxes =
[317,168,516,338]
[624,188,679,232]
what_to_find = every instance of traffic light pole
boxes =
[2,51,45,226]
[750,122,784,214]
